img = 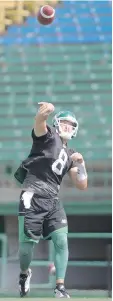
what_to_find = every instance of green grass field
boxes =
[0,290,111,299]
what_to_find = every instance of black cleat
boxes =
[19,268,32,297]
[54,284,70,298]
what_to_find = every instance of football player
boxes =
[16,102,88,298]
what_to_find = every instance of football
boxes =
[37,5,55,25]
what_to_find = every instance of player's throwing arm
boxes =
[34,102,55,137]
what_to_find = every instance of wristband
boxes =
[76,161,87,181]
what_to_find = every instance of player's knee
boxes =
[53,232,68,251]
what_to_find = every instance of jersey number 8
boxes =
[52,149,68,175]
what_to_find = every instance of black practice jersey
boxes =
[22,126,75,198]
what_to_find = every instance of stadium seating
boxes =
[0,1,112,165]
[0,0,59,33]
[0,1,111,43]
[0,2,112,296]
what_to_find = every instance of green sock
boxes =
[51,227,68,281]
[19,242,35,272]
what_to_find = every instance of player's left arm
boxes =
[68,153,88,190]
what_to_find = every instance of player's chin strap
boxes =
[76,161,87,181]
[59,130,73,140]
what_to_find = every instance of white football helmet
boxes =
[53,110,78,140]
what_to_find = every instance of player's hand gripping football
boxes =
[38,102,55,118]
[71,152,84,164]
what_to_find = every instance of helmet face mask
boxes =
[53,111,78,140]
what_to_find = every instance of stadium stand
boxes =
[0,1,112,164]
[0,1,112,296]
[0,43,112,163]
[0,0,112,192]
